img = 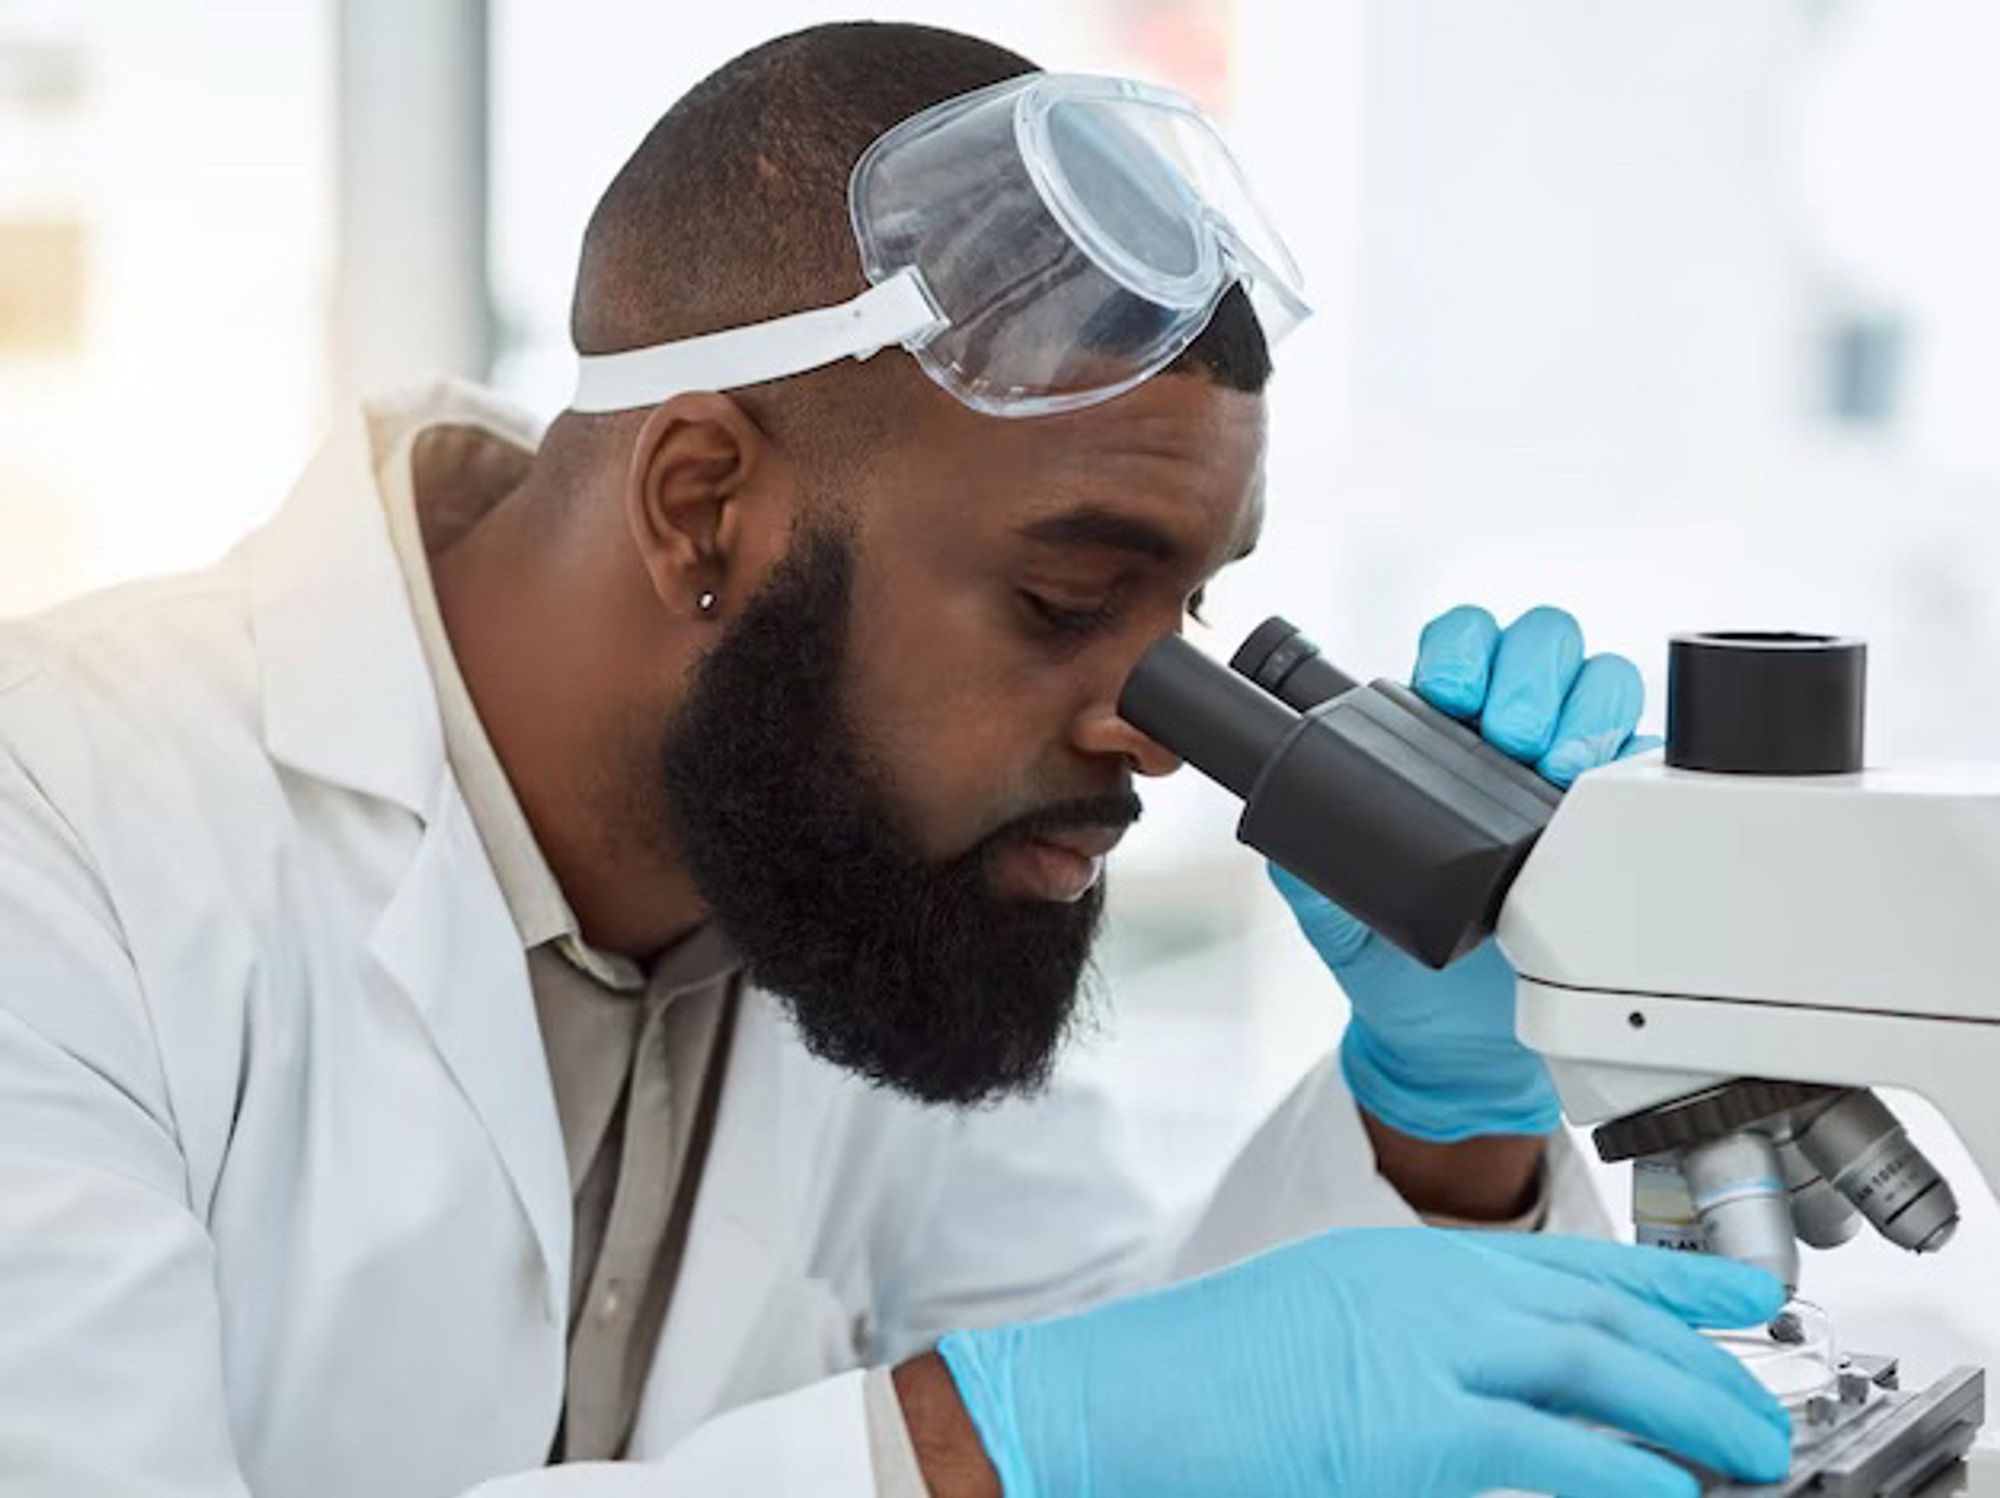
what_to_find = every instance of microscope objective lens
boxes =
[1770,1117,1862,1250]
[1681,1130,1801,1294]
[1631,1153,1703,1252]
[1791,1090,1960,1255]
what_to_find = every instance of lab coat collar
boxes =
[235,376,539,818]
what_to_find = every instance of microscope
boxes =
[1121,621,1998,1496]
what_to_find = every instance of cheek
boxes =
[844,567,1075,858]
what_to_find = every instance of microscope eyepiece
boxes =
[1228,616,1359,711]
[1118,620,1561,969]
[1667,632,1867,776]
[1116,634,1297,800]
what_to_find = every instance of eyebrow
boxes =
[1015,506,1187,564]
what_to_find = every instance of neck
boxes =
[429,469,710,960]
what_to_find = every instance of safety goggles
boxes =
[571,72,1308,419]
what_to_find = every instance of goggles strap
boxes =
[571,267,946,413]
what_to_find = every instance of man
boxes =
[0,23,1790,1498]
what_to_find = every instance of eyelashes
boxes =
[1017,587,1213,642]
[1019,590,1119,639]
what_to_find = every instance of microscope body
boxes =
[1122,618,2000,1274]
[1501,754,2000,1268]
[1496,758,2000,1492]
[1121,619,2000,1484]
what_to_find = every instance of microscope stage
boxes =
[1702,1363,1986,1497]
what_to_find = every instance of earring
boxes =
[696,590,718,616]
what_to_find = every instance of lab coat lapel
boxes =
[237,386,572,1326]
[630,991,832,1449]
[366,779,572,1328]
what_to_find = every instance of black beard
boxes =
[659,525,1135,1106]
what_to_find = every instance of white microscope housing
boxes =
[1502,751,2000,1209]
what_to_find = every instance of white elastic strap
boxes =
[570,267,946,413]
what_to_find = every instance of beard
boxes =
[659,523,1136,1106]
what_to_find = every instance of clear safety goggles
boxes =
[571,72,1308,419]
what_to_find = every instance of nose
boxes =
[1072,702,1183,778]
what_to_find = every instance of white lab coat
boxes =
[0,385,1608,1498]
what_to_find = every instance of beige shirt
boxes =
[371,392,929,1492]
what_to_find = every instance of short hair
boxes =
[565,22,1270,471]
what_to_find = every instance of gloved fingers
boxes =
[1543,1274,1786,1420]
[1464,1399,1703,1498]
[1412,605,1501,719]
[1457,1236,1782,1415]
[1481,607,1587,762]
[1480,1235,1786,1331]
[1620,732,1665,760]
[1472,1323,1792,1484]
[1536,653,1645,787]
[1267,862,1373,967]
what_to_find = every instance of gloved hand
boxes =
[939,1228,1791,1498]
[1272,605,1653,1141]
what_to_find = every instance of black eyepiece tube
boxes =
[1229,616,1359,710]
[1118,635,1300,799]
[1118,619,1563,969]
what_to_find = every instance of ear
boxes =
[622,392,786,620]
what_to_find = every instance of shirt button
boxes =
[598,1288,623,1324]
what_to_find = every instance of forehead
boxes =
[871,374,1267,568]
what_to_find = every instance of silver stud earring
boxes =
[696,590,718,616]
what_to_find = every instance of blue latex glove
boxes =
[939,1229,1791,1497]
[1272,605,1654,1142]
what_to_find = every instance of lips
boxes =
[1028,823,1128,861]
[984,819,1131,904]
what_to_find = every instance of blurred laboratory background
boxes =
[5,0,1998,1383]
